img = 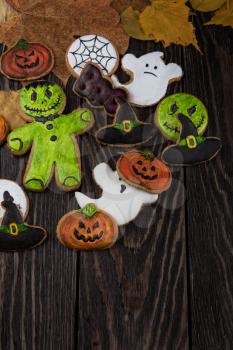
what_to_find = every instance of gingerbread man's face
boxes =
[19,82,66,120]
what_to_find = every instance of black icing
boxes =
[162,138,222,166]
[96,124,153,146]
[0,191,46,251]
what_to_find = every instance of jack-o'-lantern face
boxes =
[0,39,54,81]
[15,49,40,69]
[19,81,66,120]
[117,150,172,193]
[131,156,159,181]
[56,204,118,250]
[74,219,104,243]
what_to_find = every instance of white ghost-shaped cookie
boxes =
[112,52,183,106]
[75,163,158,226]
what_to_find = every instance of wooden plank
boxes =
[0,76,78,350]
[184,17,233,348]
[77,41,189,349]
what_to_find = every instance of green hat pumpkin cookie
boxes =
[7,81,94,192]
[155,93,208,141]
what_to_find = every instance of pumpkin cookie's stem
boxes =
[140,149,154,159]
[16,39,28,50]
[80,203,97,218]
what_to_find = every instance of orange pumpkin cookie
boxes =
[116,149,172,193]
[0,116,9,144]
[0,39,54,81]
[57,203,118,251]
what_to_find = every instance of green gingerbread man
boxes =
[8,81,94,191]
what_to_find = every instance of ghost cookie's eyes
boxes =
[145,63,149,67]
[154,66,157,70]
[169,102,178,115]
[187,105,197,116]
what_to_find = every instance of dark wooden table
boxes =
[0,12,232,350]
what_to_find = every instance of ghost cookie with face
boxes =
[7,81,94,191]
[112,52,183,107]
[75,162,158,226]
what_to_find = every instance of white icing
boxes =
[0,180,28,223]
[75,163,158,226]
[67,35,118,76]
[112,52,183,106]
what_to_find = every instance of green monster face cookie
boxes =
[155,93,208,141]
[20,81,66,119]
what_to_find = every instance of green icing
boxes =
[179,135,205,147]
[80,203,97,217]
[20,82,66,119]
[0,223,27,233]
[8,82,93,191]
[155,93,208,141]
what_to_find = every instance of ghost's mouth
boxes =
[73,229,104,242]
[16,57,40,69]
[163,115,205,135]
[144,71,158,78]
[24,95,62,114]
[132,166,158,180]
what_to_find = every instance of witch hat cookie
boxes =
[0,190,47,251]
[96,98,153,147]
[162,114,222,166]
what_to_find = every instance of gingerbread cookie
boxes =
[161,114,222,166]
[155,93,208,141]
[0,116,9,144]
[0,39,54,81]
[112,52,183,107]
[117,149,172,193]
[57,203,118,251]
[67,35,119,77]
[95,98,153,147]
[7,81,94,192]
[75,163,158,226]
[73,63,128,115]
[0,182,47,251]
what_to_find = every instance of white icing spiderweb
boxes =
[68,35,117,75]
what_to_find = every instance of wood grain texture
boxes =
[77,40,188,350]
[0,12,232,350]
[184,14,233,349]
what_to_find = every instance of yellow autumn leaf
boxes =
[121,6,154,40]
[190,0,226,12]
[139,0,199,48]
[207,0,233,27]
